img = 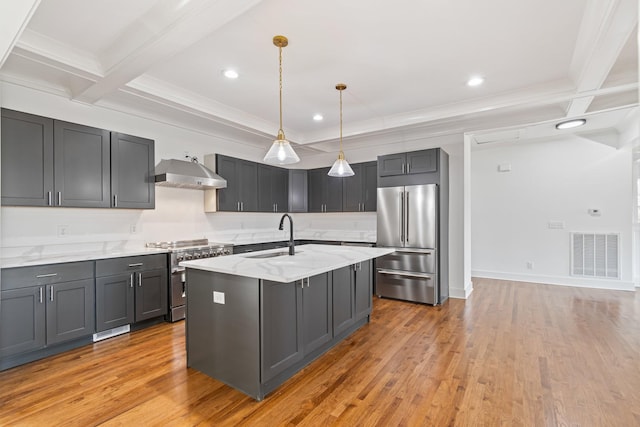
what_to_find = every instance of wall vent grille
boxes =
[571,233,619,279]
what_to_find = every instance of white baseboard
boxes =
[449,280,474,299]
[472,270,635,292]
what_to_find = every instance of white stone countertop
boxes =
[180,244,394,283]
[1,247,169,269]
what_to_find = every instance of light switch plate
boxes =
[213,291,225,304]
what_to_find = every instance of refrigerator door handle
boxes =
[405,191,409,244]
[377,269,433,279]
[400,191,405,243]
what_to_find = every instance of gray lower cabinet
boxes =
[0,261,95,359]
[95,254,168,332]
[261,279,303,382]
[111,132,155,209]
[186,265,373,400]
[333,260,372,336]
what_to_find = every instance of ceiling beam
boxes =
[71,0,263,104]
[566,0,638,116]
[0,0,40,68]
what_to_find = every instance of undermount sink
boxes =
[244,250,302,259]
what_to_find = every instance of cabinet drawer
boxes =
[96,254,167,277]
[1,261,94,290]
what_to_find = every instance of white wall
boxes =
[471,135,634,290]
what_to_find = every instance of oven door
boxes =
[169,268,187,321]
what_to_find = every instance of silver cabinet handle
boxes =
[137,272,142,287]
[299,279,304,288]
[57,192,62,206]
[377,269,432,279]
[47,191,52,206]
[402,163,405,174]
[49,286,54,302]
[407,163,411,173]
[114,194,118,207]
[39,287,44,304]
[130,273,134,288]
[237,201,240,211]
[128,263,143,267]
[275,203,278,212]
[36,273,57,278]
[241,202,244,211]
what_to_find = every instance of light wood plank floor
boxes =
[1,278,639,426]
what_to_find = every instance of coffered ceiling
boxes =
[0,0,637,157]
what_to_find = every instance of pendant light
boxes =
[263,35,300,165]
[328,83,354,177]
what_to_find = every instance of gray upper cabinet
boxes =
[308,167,343,213]
[1,109,54,206]
[54,120,111,208]
[378,149,438,177]
[111,133,155,209]
[1,109,155,209]
[342,161,377,212]
[288,170,308,213]
[257,164,289,213]
[216,155,258,212]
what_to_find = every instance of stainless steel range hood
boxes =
[154,158,227,189]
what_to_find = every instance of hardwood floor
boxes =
[1,278,639,426]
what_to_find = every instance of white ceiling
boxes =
[0,0,638,158]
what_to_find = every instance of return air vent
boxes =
[571,233,619,279]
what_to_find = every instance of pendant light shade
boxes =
[328,83,354,177]
[264,35,300,165]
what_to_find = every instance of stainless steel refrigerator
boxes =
[376,184,442,304]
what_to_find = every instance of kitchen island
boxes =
[181,244,394,400]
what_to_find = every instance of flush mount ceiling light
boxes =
[328,83,355,177]
[263,35,300,165]
[555,118,587,130]
[467,76,484,87]
[222,69,238,79]
[313,114,324,121]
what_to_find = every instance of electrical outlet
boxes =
[130,224,138,234]
[526,261,534,270]
[57,225,69,237]
[213,291,225,304]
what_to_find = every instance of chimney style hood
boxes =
[154,158,227,189]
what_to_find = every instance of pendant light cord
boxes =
[339,87,343,152]
[278,45,283,133]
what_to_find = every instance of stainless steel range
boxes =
[146,239,233,321]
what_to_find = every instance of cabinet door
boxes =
[238,160,258,212]
[288,169,308,213]
[378,153,406,177]
[135,268,168,322]
[216,155,240,211]
[1,109,54,206]
[342,164,363,212]
[257,164,275,212]
[111,132,155,209]
[302,274,332,355]
[363,161,378,212]
[272,167,289,213]
[354,260,372,321]
[307,168,325,212]
[406,149,437,174]
[46,279,95,345]
[261,280,303,382]
[0,287,46,357]
[332,266,355,336]
[54,121,110,207]
[95,274,135,332]
[325,174,343,212]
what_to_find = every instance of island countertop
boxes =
[180,244,395,283]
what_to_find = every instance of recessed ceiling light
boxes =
[313,114,323,121]
[467,76,484,87]
[555,119,586,130]
[222,69,239,79]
